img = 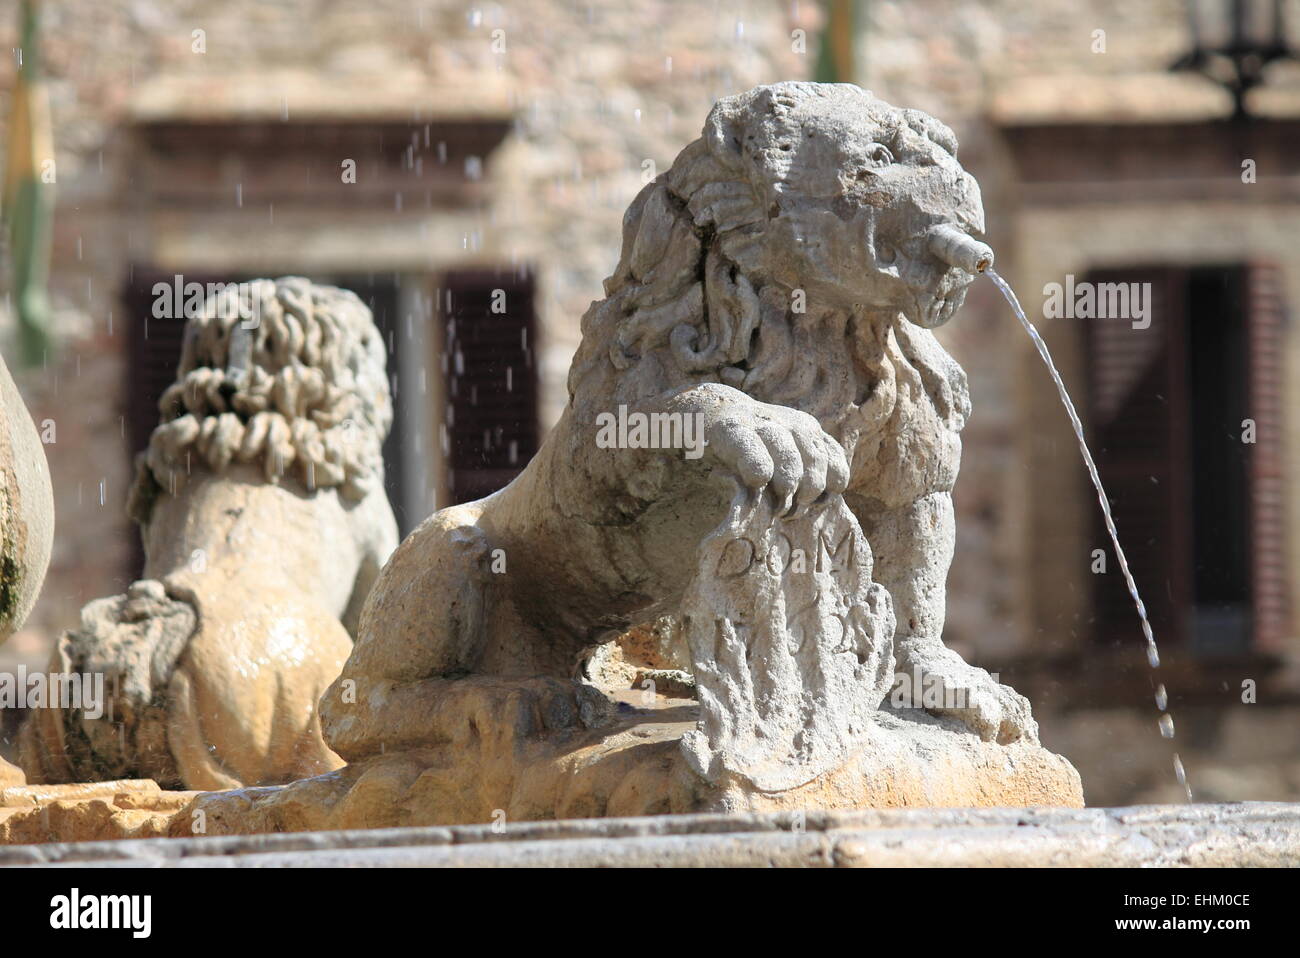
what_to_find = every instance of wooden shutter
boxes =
[1245,262,1289,654]
[441,269,539,504]
[122,268,202,471]
[1084,267,1191,650]
[1085,264,1288,657]
[120,268,210,577]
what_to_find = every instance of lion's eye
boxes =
[868,144,894,167]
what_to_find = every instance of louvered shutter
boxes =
[121,268,214,576]
[441,270,539,504]
[1084,267,1191,650]
[1245,262,1289,654]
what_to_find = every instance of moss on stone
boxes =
[0,549,20,626]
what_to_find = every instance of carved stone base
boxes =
[180,689,1083,837]
[1,779,200,844]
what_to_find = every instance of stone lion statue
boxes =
[20,277,399,790]
[321,82,1035,777]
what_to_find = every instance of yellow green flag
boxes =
[815,0,858,84]
[3,0,54,367]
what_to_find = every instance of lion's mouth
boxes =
[897,224,990,329]
[872,229,980,329]
[920,291,964,327]
[904,276,969,329]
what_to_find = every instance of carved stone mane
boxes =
[128,277,391,523]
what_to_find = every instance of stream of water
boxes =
[985,268,1193,802]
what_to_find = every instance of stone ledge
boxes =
[2,803,1296,867]
[0,780,202,845]
[180,704,1083,836]
[0,705,1082,846]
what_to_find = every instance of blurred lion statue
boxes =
[20,277,399,789]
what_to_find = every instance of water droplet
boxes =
[1158,714,1174,738]
[1155,684,1167,710]
[1173,753,1193,802]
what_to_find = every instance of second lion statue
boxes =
[322,81,1037,776]
[21,278,399,790]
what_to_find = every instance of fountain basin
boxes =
[2,691,1080,845]
[3,802,1297,867]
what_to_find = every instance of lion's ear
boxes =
[902,108,958,157]
[665,139,764,234]
[702,97,747,168]
[666,140,727,199]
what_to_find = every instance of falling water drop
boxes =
[1174,753,1193,801]
[1158,714,1175,739]
[1155,683,1167,710]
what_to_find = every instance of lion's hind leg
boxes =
[318,502,618,762]
[319,505,496,756]
[329,505,494,683]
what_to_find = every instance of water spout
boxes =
[986,267,1193,803]
[928,224,994,275]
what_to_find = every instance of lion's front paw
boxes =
[894,648,1039,745]
[704,399,849,515]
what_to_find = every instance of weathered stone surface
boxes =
[310,82,1070,818]
[3,803,1296,867]
[18,279,399,790]
[0,758,26,789]
[681,496,896,791]
[9,85,1080,827]
[171,696,1079,838]
[0,779,199,845]
[1,350,55,797]
[0,348,54,644]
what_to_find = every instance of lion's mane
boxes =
[128,277,391,523]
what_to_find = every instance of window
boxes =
[439,269,539,505]
[1083,264,1288,657]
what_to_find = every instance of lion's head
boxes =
[683,81,987,326]
[128,277,391,524]
[570,82,985,437]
